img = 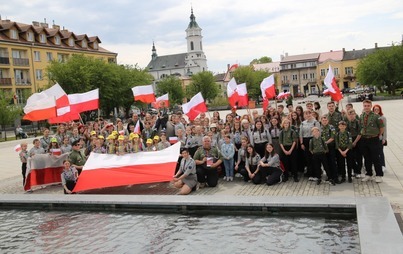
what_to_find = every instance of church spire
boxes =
[187,7,199,29]
[151,41,157,60]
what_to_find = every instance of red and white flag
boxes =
[260,74,276,100]
[227,77,238,108]
[132,85,156,103]
[324,65,343,102]
[169,137,178,144]
[14,144,22,152]
[23,83,69,121]
[277,91,291,100]
[236,83,249,107]
[133,121,141,134]
[73,142,181,192]
[151,93,169,109]
[48,88,99,124]
[50,148,62,156]
[182,92,208,121]
[262,97,270,111]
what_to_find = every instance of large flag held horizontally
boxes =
[227,77,239,108]
[151,93,169,109]
[324,65,343,102]
[73,142,181,192]
[236,83,249,107]
[182,92,208,121]
[48,88,99,124]
[23,83,69,121]
[260,74,276,100]
[132,85,156,103]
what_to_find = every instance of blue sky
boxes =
[3,0,403,74]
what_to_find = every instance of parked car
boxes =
[350,88,364,94]
[341,88,352,94]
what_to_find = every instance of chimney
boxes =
[375,42,378,48]
[285,52,288,57]
[53,24,60,30]
[227,64,230,70]
[280,54,284,61]
[32,21,40,26]
[342,48,345,53]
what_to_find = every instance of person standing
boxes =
[251,120,271,158]
[372,104,387,171]
[68,140,87,175]
[221,134,235,181]
[279,119,298,182]
[360,100,384,183]
[346,109,363,178]
[299,111,320,178]
[309,127,329,185]
[320,115,339,183]
[335,121,354,183]
[325,101,343,131]
[18,142,29,186]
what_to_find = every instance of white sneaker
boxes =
[235,173,242,178]
[375,176,383,183]
[223,176,227,181]
[308,177,314,181]
[382,166,387,172]
[362,175,372,182]
[229,177,234,182]
[311,177,318,181]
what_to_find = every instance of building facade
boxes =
[146,9,208,81]
[0,18,117,104]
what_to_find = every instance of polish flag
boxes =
[324,65,343,102]
[14,144,22,152]
[23,83,69,121]
[236,83,249,107]
[227,77,239,108]
[260,74,276,99]
[169,137,178,144]
[277,91,291,100]
[262,97,270,111]
[132,85,156,103]
[182,92,208,121]
[152,93,169,109]
[73,142,181,192]
[48,89,99,124]
[50,148,62,156]
[133,121,141,134]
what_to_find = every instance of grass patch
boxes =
[0,136,17,142]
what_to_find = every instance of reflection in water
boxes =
[0,210,360,253]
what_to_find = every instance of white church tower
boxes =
[184,8,208,75]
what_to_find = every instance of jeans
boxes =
[223,158,234,177]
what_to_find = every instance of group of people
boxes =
[18,98,387,195]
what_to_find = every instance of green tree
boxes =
[156,76,185,105]
[0,91,21,141]
[250,56,273,65]
[232,66,270,100]
[47,55,153,117]
[356,45,403,95]
[187,71,219,101]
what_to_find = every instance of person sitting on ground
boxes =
[258,143,284,186]
[193,136,223,188]
[61,160,78,194]
[241,144,261,183]
[172,148,198,195]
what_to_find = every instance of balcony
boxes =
[344,73,355,80]
[13,58,29,66]
[0,78,12,85]
[0,57,10,65]
[15,78,31,86]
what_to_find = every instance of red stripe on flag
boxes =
[24,167,64,191]
[134,94,156,104]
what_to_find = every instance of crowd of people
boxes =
[18,99,387,195]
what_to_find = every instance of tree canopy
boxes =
[46,54,153,116]
[0,91,21,140]
[232,66,271,100]
[250,56,273,65]
[186,71,219,101]
[356,45,403,95]
[156,76,185,105]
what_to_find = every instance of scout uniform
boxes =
[177,157,197,189]
[40,136,51,152]
[326,111,343,131]
[309,135,329,183]
[321,124,338,182]
[347,117,363,176]
[335,129,353,181]
[279,128,298,181]
[360,111,384,178]
[68,149,86,174]
[193,145,222,187]
[251,129,271,158]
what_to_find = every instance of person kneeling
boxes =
[258,143,283,186]
[61,160,78,194]
[172,148,198,195]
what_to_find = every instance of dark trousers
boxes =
[196,165,219,187]
[351,138,363,175]
[326,144,338,180]
[302,138,313,176]
[361,137,383,177]
[240,164,258,183]
[297,142,306,173]
[64,180,76,194]
[237,161,247,180]
[280,145,297,176]
[337,149,354,178]
[254,142,267,158]
[21,162,27,186]
[154,117,168,131]
[260,166,283,186]
[379,140,385,167]
[312,153,329,179]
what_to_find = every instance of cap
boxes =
[112,131,118,136]
[153,135,160,140]
[50,137,58,143]
[210,123,217,129]
[118,135,125,141]
[338,120,347,126]
[98,135,105,139]
[129,133,139,140]
[71,140,80,147]
[106,134,115,140]
[90,131,96,135]
[146,138,153,144]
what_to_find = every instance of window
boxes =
[282,75,288,81]
[320,69,326,76]
[93,41,98,49]
[200,41,202,50]
[40,33,46,43]
[190,41,194,50]
[69,38,75,47]
[10,29,18,39]
[34,51,40,61]
[345,67,353,75]
[55,36,61,45]
[309,73,315,79]
[16,89,28,104]
[35,69,43,80]
[292,74,298,81]
[57,53,68,62]
[333,68,339,76]
[81,40,87,48]
[302,73,308,80]
[27,32,34,42]
[46,52,53,61]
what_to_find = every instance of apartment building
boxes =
[0,18,117,104]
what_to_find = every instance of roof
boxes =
[318,50,343,63]
[214,73,225,82]
[147,53,187,71]
[281,53,320,63]
[253,62,280,73]
[187,9,200,29]
[342,48,381,60]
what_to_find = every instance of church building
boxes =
[146,9,208,81]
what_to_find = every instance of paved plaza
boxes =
[0,97,402,219]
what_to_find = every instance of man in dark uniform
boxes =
[325,101,343,131]
[68,140,87,175]
[360,100,384,183]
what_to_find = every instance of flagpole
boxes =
[79,114,85,125]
